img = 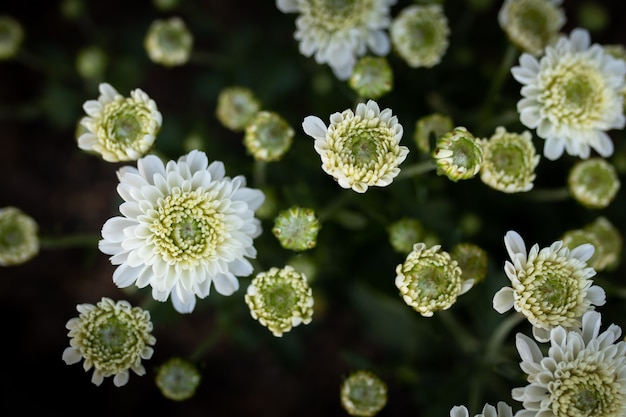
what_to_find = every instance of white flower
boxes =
[479,126,540,193]
[276,0,396,80]
[62,297,156,387]
[493,230,606,342]
[98,150,265,314]
[450,402,514,417]
[302,99,408,193]
[511,28,626,160]
[78,82,162,162]
[513,311,626,417]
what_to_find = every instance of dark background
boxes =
[2,1,626,416]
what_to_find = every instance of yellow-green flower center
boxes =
[310,0,370,30]
[552,361,622,417]
[263,283,297,318]
[544,62,605,127]
[150,190,225,266]
[81,306,152,373]
[490,142,525,176]
[516,259,584,327]
[101,97,155,152]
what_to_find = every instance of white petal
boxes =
[542,137,565,160]
[213,273,239,295]
[493,287,515,313]
[302,116,328,140]
[504,230,526,261]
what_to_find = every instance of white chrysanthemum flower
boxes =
[498,0,565,55]
[480,126,540,193]
[77,82,162,162]
[62,297,156,387]
[390,4,450,68]
[511,28,626,160]
[395,243,474,317]
[276,0,396,80]
[245,265,314,337]
[493,230,606,342]
[302,99,408,193]
[98,150,265,314]
[450,402,514,417]
[513,311,626,417]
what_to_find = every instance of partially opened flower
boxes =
[450,402,514,417]
[511,28,626,160]
[244,111,294,161]
[568,157,620,209]
[155,357,201,401]
[395,243,474,317]
[433,126,483,182]
[512,311,626,417]
[215,86,261,132]
[498,0,565,55]
[390,4,450,68]
[244,265,314,337]
[272,206,320,252]
[451,242,488,284]
[493,230,606,342]
[98,150,265,314]
[349,56,393,99]
[62,297,156,387]
[480,126,540,193]
[77,82,162,162]
[276,0,396,80]
[302,100,408,193]
[144,16,193,67]
[413,113,454,154]
[340,370,388,417]
[562,216,622,272]
[0,206,39,267]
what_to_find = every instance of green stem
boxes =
[477,43,519,133]
[523,187,570,202]
[485,313,525,363]
[189,315,230,362]
[437,309,480,355]
[396,159,437,180]
[253,159,267,188]
[317,191,355,223]
[39,234,100,250]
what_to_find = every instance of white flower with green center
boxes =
[568,157,620,209]
[244,111,295,161]
[512,311,626,417]
[144,16,193,67]
[302,99,408,193]
[340,370,388,417]
[276,0,396,80]
[511,28,626,160]
[480,126,540,193]
[98,150,265,314]
[244,265,314,337]
[77,82,162,162]
[498,0,565,55]
[0,206,39,266]
[450,402,514,417]
[390,4,450,68]
[493,230,606,342]
[62,297,156,387]
[395,243,474,317]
